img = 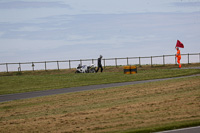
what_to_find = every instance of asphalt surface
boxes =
[156,126,200,133]
[0,74,200,103]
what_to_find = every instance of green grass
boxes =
[0,65,200,95]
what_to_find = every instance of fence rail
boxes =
[0,53,200,72]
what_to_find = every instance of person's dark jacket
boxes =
[98,57,102,66]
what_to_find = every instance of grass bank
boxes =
[0,76,199,132]
[0,64,200,95]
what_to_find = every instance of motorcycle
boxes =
[75,64,96,73]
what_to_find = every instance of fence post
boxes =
[175,54,177,65]
[127,57,129,65]
[69,60,71,69]
[115,58,117,67]
[199,53,200,63]
[18,63,21,72]
[139,57,141,67]
[151,56,153,67]
[57,61,60,70]
[80,60,82,65]
[188,53,190,64]
[6,63,8,73]
[163,55,165,66]
[32,62,35,71]
[104,59,106,69]
[45,61,47,71]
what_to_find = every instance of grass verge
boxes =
[0,76,199,132]
[0,64,200,95]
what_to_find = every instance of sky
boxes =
[0,0,200,63]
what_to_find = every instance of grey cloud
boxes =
[1,12,199,41]
[173,1,200,7]
[0,1,72,9]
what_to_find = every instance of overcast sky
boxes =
[0,0,200,63]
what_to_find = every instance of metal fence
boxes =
[0,53,199,72]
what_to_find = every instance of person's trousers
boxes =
[96,65,103,72]
[177,57,181,68]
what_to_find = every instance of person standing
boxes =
[96,55,103,72]
[175,40,184,68]
[176,47,181,68]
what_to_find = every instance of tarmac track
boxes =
[0,73,200,103]
[156,126,200,133]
